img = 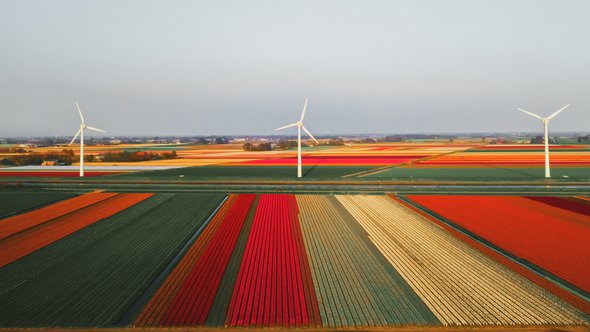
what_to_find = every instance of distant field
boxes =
[107,165,375,181]
[363,165,590,181]
[2,143,590,183]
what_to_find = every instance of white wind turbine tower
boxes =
[518,104,569,178]
[275,98,319,178]
[69,102,106,177]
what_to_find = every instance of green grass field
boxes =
[363,166,590,181]
[106,165,375,181]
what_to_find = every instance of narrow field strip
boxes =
[296,195,438,327]
[160,194,256,326]
[336,195,589,326]
[0,192,76,219]
[408,195,590,294]
[0,192,116,240]
[225,194,320,327]
[134,195,237,326]
[204,196,259,326]
[0,194,224,327]
[524,196,590,218]
[0,194,174,298]
[0,193,150,268]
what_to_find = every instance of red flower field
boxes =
[407,195,590,294]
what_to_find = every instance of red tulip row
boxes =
[0,192,117,240]
[0,193,152,268]
[225,194,320,327]
[161,194,256,325]
[407,195,590,294]
[135,195,239,326]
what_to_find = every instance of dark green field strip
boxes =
[204,196,258,326]
[105,166,376,181]
[0,193,224,327]
[363,166,590,181]
[296,195,438,327]
[0,191,77,219]
[0,194,173,297]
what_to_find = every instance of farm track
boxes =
[0,192,116,240]
[0,193,224,327]
[406,196,590,296]
[296,195,438,327]
[3,180,590,195]
[0,193,149,268]
[336,195,589,326]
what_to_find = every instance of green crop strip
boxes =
[0,193,224,327]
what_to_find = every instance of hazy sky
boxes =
[1,0,588,137]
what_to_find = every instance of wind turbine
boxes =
[518,104,569,178]
[275,98,319,178]
[69,102,106,177]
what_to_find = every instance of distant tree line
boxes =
[85,150,177,162]
[242,142,272,151]
[0,149,76,166]
[276,140,305,149]
[578,135,590,143]
[530,136,556,144]
[0,147,27,153]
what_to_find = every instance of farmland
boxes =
[0,193,223,326]
[1,191,588,329]
[405,196,590,296]
[2,143,590,185]
[1,142,589,330]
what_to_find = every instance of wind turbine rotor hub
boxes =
[296,121,302,127]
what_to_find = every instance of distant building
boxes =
[42,159,59,166]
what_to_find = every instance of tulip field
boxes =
[0,192,590,328]
[0,191,589,328]
[406,195,590,295]
[0,193,224,326]
[2,142,590,182]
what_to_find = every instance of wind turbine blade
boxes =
[547,104,570,120]
[69,129,82,145]
[86,126,106,133]
[275,123,297,131]
[517,108,543,121]
[299,97,308,122]
[75,102,85,124]
[302,125,319,144]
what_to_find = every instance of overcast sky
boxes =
[0,0,588,137]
